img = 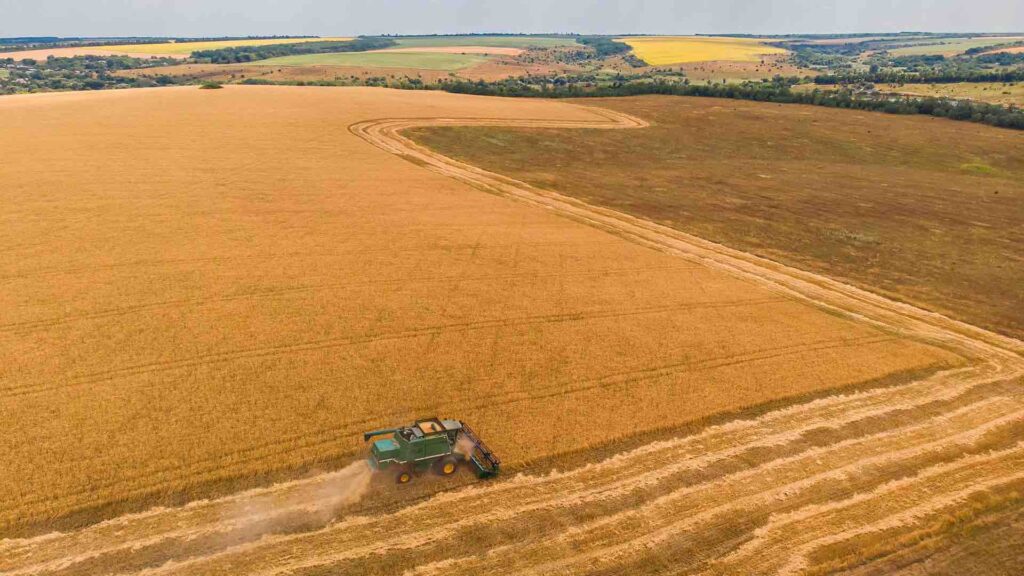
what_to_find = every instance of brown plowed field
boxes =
[1,86,1020,575]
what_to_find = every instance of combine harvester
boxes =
[363,417,500,484]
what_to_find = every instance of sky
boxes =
[1,0,1021,38]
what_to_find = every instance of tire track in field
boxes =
[0,360,1008,575]
[4,296,783,398]
[3,106,1023,575]
[2,326,882,526]
[110,386,1024,576]
[0,263,694,334]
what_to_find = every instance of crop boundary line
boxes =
[342,103,1024,573]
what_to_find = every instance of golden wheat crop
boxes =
[617,35,788,65]
[106,37,353,55]
[1,86,1020,576]
[0,38,353,61]
[0,86,955,540]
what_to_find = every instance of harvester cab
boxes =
[362,418,500,484]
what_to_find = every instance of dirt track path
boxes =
[2,105,1022,575]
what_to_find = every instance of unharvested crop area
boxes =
[410,96,1024,340]
[616,36,787,65]
[1,86,1022,576]
[0,85,956,545]
[0,37,352,61]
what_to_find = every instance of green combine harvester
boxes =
[363,417,500,484]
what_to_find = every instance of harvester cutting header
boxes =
[363,418,500,484]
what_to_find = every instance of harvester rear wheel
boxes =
[395,470,412,484]
[436,456,458,476]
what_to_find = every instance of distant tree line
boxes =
[815,68,1024,85]
[964,41,1024,55]
[575,37,633,59]
[431,78,1024,130]
[973,52,1024,66]
[0,54,181,94]
[191,37,396,64]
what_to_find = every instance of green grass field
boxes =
[393,35,576,48]
[254,51,490,70]
[887,36,1024,56]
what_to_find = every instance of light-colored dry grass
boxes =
[116,63,462,84]
[0,86,955,537]
[882,81,1024,107]
[985,45,1024,55]
[116,58,569,84]
[374,45,524,56]
[888,36,1024,56]
[674,53,814,82]
[616,36,788,65]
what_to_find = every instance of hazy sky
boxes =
[1,0,1021,38]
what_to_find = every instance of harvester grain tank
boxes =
[363,418,500,484]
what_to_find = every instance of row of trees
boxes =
[575,37,633,59]
[432,78,1024,130]
[0,54,181,94]
[815,68,1024,85]
[192,37,396,64]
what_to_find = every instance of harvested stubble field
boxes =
[1,86,1022,575]
[887,82,1024,108]
[391,35,576,49]
[410,96,1024,341]
[116,57,569,84]
[253,51,490,70]
[987,45,1024,55]
[886,35,1024,56]
[673,54,814,82]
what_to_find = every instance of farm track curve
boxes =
[2,104,1022,575]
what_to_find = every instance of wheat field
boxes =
[0,87,1020,575]
[0,86,957,543]
[0,37,353,61]
[616,36,788,65]
[105,37,353,55]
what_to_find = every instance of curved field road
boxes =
[1,91,1022,575]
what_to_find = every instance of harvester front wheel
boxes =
[436,456,458,476]
[395,470,413,484]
